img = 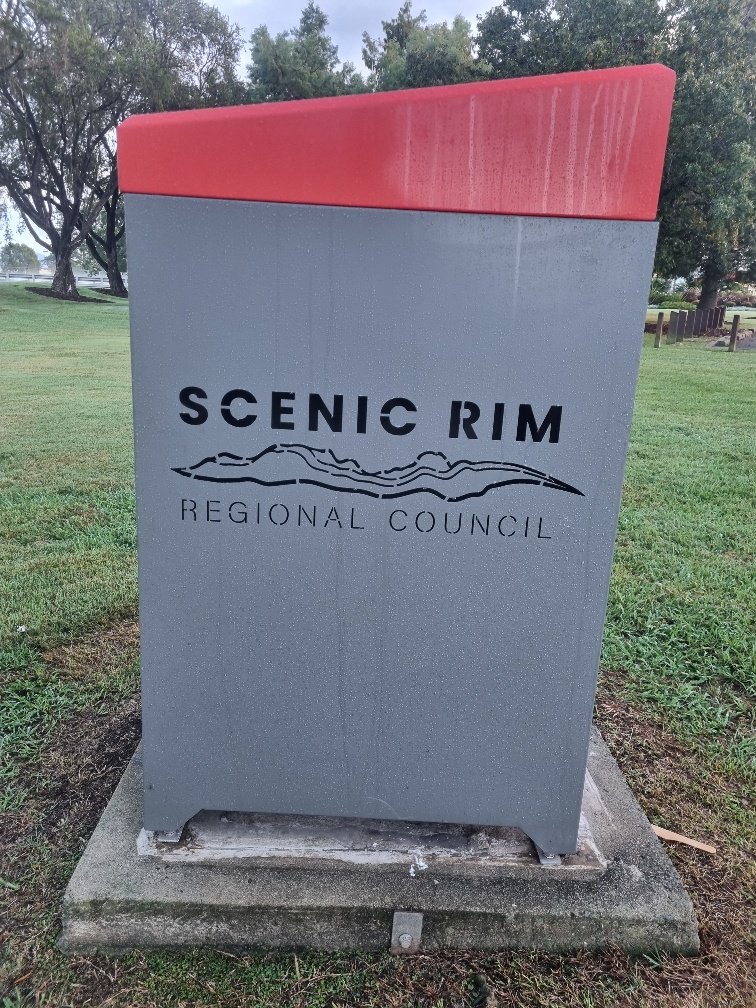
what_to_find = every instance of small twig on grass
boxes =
[652,824,717,853]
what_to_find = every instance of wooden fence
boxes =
[651,306,742,351]
[664,305,727,344]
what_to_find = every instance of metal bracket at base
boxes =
[535,845,562,867]
[390,911,423,954]
[153,828,184,844]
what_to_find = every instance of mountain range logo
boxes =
[172,444,584,502]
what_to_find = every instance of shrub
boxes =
[658,299,697,310]
[649,276,671,303]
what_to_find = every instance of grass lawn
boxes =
[1,282,754,1007]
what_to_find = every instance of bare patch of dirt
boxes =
[93,287,128,299]
[2,693,141,846]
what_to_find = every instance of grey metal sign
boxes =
[126,194,656,854]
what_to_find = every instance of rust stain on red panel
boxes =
[117,65,674,221]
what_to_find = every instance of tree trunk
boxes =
[699,258,721,313]
[105,255,128,297]
[50,253,78,298]
[85,191,127,297]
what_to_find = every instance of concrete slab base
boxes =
[59,730,699,955]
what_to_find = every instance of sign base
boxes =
[135,798,606,880]
[59,729,698,955]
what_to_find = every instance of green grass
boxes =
[0,284,137,808]
[0,283,135,646]
[605,339,755,774]
[1,281,754,1006]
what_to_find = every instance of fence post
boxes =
[666,310,677,344]
[685,309,695,338]
[676,310,687,342]
[653,311,664,348]
[727,314,740,352]
[718,305,726,328]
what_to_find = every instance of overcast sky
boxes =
[6,1,492,256]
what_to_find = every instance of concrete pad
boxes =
[59,729,699,955]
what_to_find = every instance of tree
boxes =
[0,240,38,271]
[656,0,755,309]
[81,0,241,297]
[477,0,666,78]
[0,0,242,299]
[0,0,138,297]
[80,190,126,293]
[136,0,244,113]
[41,247,97,273]
[363,2,477,91]
[248,3,364,102]
[80,182,127,295]
[476,0,755,305]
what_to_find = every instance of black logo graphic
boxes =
[172,444,583,502]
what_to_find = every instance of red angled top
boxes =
[118,65,674,221]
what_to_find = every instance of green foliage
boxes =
[3,0,751,298]
[649,275,673,303]
[247,2,364,102]
[477,0,667,77]
[0,0,137,293]
[0,0,241,297]
[135,0,244,113]
[0,242,39,272]
[657,299,697,309]
[657,0,756,306]
[476,1,755,302]
[363,2,478,91]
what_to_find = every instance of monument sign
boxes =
[118,65,675,856]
